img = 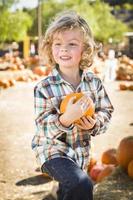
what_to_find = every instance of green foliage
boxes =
[34,0,128,44]
[81,1,129,43]
[39,0,129,43]
[28,0,66,36]
[27,8,38,36]
[0,0,18,9]
[41,0,66,33]
[122,3,133,10]
[62,0,128,43]
[0,10,32,42]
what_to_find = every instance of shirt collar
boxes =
[48,66,93,85]
[48,67,63,84]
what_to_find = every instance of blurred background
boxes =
[0,1,133,200]
[0,0,133,83]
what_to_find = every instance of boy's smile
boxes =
[60,55,72,61]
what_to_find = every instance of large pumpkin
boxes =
[101,148,118,166]
[60,92,95,124]
[116,136,133,169]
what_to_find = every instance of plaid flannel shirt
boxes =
[32,67,114,170]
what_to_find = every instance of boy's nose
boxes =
[60,45,68,52]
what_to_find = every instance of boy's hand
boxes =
[76,114,97,130]
[65,95,92,121]
[59,95,91,127]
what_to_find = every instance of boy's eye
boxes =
[69,43,77,46]
[54,43,61,46]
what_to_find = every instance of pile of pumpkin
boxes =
[0,67,52,90]
[33,65,51,77]
[119,83,133,91]
[116,55,133,81]
[0,69,40,89]
[87,136,133,183]
[0,54,52,89]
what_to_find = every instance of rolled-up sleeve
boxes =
[34,86,73,140]
[90,79,114,136]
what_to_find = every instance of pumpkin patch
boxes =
[88,136,133,183]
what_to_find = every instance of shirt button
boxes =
[83,141,87,146]
[84,152,88,157]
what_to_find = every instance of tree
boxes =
[0,0,19,9]
[86,1,128,43]
[104,0,133,6]
[28,0,129,44]
[67,0,129,43]
[28,0,65,37]
[0,10,32,42]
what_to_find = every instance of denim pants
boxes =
[42,157,93,200]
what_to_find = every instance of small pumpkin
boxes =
[101,148,118,166]
[60,92,95,124]
[16,75,27,82]
[0,79,10,88]
[33,66,48,76]
[119,83,128,91]
[89,163,105,181]
[116,136,133,169]
[10,64,18,71]
[128,84,133,91]
[96,164,115,182]
[9,79,16,86]
[127,160,133,179]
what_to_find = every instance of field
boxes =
[0,80,133,200]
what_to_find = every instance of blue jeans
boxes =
[42,157,93,200]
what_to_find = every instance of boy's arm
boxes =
[34,85,74,140]
[90,79,114,136]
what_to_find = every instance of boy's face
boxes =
[52,28,84,70]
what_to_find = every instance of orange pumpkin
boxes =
[33,66,48,76]
[9,79,16,87]
[16,75,27,82]
[60,93,95,124]
[96,164,115,182]
[127,160,133,179]
[89,163,105,181]
[119,83,128,91]
[128,84,133,91]
[116,136,133,169]
[0,79,10,88]
[87,157,97,172]
[101,148,118,166]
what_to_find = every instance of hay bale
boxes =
[93,166,133,200]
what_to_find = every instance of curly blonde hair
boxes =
[40,10,100,69]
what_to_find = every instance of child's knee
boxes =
[78,174,93,193]
[69,173,93,194]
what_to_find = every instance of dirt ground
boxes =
[0,79,133,200]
